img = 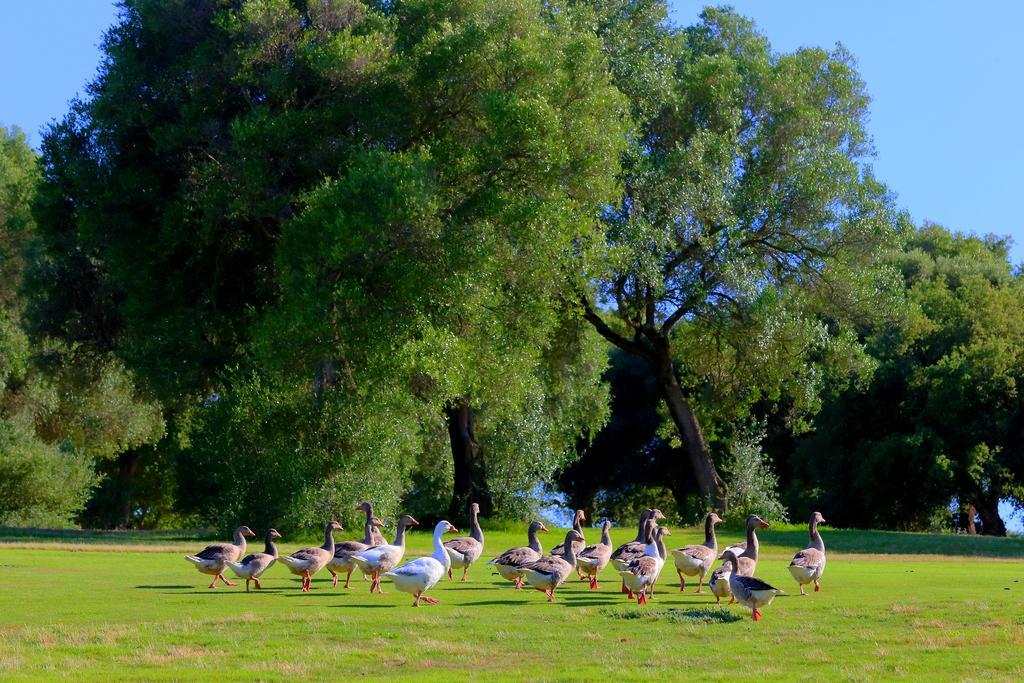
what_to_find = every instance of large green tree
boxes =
[578,3,896,510]
[33,0,626,528]
[793,225,1024,535]
[1,125,163,527]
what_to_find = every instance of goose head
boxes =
[811,511,826,525]
[747,514,769,529]
[469,502,480,515]
[651,509,666,522]
[327,520,344,532]
[369,516,385,529]
[398,515,419,528]
[720,548,739,568]
[266,528,282,540]
[437,520,459,534]
[708,513,723,526]
[236,526,256,538]
[529,521,549,534]
[356,502,373,513]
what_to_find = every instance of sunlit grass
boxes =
[1,524,1022,680]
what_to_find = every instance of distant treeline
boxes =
[0,1,1020,535]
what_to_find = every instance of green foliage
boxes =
[0,422,97,528]
[577,2,901,506]
[792,224,1024,533]
[721,423,787,524]
[32,1,628,525]
[1,124,164,528]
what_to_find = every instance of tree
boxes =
[792,225,1024,535]
[253,0,626,522]
[33,1,627,527]
[578,4,895,510]
[1,125,163,527]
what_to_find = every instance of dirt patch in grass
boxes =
[602,606,742,624]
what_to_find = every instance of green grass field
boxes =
[1,524,1022,681]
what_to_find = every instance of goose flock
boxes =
[184,504,828,621]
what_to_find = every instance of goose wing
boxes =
[789,547,824,569]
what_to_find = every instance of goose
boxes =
[612,517,660,596]
[328,513,385,589]
[575,520,613,589]
[788,511,827,595]
[359,501,388,545]
[519,529,585,602]
[226,528,280,592]
[709,514,769,604]
[721,549,783,621]
[610,508,665,571]
[278,520,343,592]
[443,502,485,581]
[671,512,722,593]
[551,509,587,578]
[619,525,671,604]
[487,521,548,588]
[351,514,419,594]
[384,520,459,606]
[184,525,255,588]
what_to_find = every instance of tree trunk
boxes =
[653,350,728,513]
[961,503,977,535]
[445,399,493,518]
[116,451,140,530]
[972,493,1006,537]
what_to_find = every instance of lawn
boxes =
[1,524,1022,681]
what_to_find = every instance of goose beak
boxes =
[409,518,420,526]
[539,525,549,533]
[449,526,459,533]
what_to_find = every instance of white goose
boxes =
[384,520,458,607]
[619,525,671,604]
[351,514,419,594]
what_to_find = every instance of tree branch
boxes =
[579,296,654,360]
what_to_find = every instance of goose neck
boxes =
[393,519,409,547]
[470,507,484,544]
[322,525,336,554]
[433,525,451,568]
[704,516,717,549]
[744,522,759,560]
[562,533,579,567]
[634,510,651,542]
[809,517,824,551]
[528,527,542,553]
[361,505,374,544]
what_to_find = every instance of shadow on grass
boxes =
[602,606,743,624]
[136,585,193,589]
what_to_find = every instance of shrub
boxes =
[722,424,788,524]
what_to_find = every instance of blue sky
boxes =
[1,2,1022,531]
[1,2,1021,261]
